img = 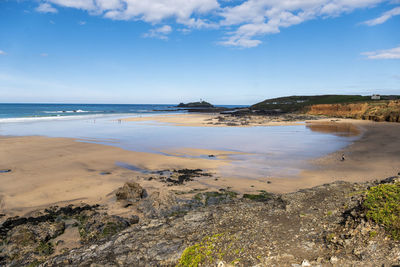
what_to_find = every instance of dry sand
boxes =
[1,114,399,217]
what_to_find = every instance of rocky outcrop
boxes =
[307,100,400,122]
[177,101,214,108]
[41,176,400,267]
[0,205,137,266]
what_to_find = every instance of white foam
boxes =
[0,113,130,123]
[43,110,90,114]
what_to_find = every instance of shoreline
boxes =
[0,114,399,218]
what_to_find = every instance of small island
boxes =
[177,101,214,108]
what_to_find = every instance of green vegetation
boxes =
[242,190,272,202]
[326,233,336,242]
[364,183,400,240]
[76,214,90,240]
[101,222,125,238]
[26,260,43,267]
[251,95,377,112]
[369,231,378,239]
[77,215,126,242]
[35,241,54,256]
[177,233,241,267]
[177,234,224,267]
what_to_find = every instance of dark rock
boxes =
[243,190,273,202]
[130,215,140,224]
[115,182,146,202]
[161,169,211,185]
[177,101,214,108]
[76,210,132,243]
[379,176,399,184]
[0,204,121,266]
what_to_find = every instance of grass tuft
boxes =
[363,183,400,240]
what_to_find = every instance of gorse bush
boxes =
[363,183,400,240]
[177,233,242,266]
[177,234,224,267]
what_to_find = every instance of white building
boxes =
[371,94,381,100]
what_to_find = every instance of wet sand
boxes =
[265,120,400,192]
[0,115,399,217]
[122,113,307,127]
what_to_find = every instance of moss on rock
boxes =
[242,190,272,202]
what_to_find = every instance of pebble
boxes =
[330,256,339,264]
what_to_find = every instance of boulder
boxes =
[115,182,146,202]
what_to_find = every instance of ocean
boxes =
[0,103,189,121]
[0,103,248,122]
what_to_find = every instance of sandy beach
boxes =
[121,113,310,127]
[0,135,237,216]
[1,114,399,218]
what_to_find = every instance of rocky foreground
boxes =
[1,173,400,266]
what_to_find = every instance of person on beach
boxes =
[341,153,345,161]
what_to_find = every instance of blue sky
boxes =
[0,0,399,104]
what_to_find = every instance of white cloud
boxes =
[79,20,87,25]
[0,50,6,55]
[36,0,398,48]
[218,0,389,47]
[362,45,400,59]
[47,0,96,10]
[95,0,124,10]
[103,0,219,28]
[143,25,173,40]
[40,53,49,57]
[35,3,58,13]
[363,6,400,25]
[45,0,219,26]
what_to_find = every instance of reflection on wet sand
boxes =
[306,122,361,137]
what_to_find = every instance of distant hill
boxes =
[177,101,214,108]
[251,95,400,112]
